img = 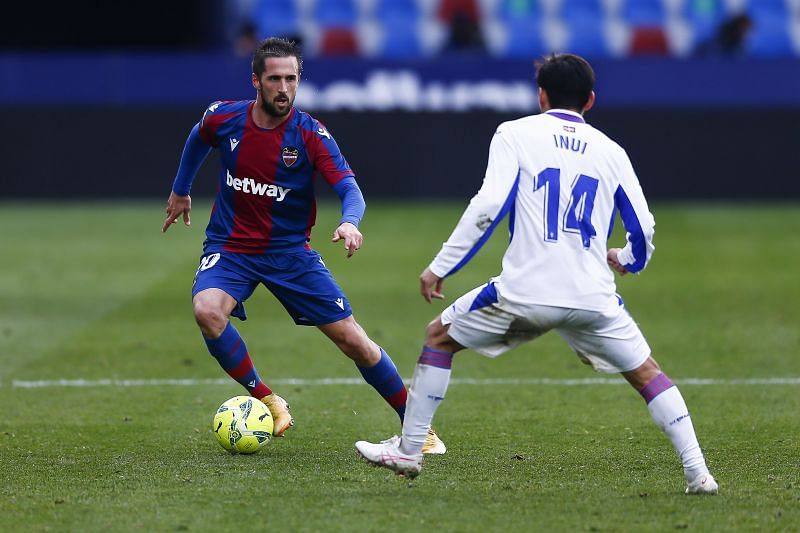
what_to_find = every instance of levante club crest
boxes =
[282,146,299,167]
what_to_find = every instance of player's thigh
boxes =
[441,282,539,358]
[192,252,259,320]
[556,304,651,373]
[262,250,352,326]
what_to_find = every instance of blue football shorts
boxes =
[191,249,352,326]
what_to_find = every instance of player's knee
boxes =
[193,301,227,337]
[424,317,457,352]
[339,331,371,359]
[622,356,662,391]
[338,327,375,364]
[425,316,446,339]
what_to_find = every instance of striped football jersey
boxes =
[198,100,354,254]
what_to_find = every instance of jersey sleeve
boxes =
[171,123,212,195]
[332,176,366,227]
[613,152,655,273]
[197,101,225,147]
[428,126,521,278]
[307,121,355,187]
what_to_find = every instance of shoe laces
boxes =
[379,435,401,447]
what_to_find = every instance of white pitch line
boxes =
[8,377,800,389]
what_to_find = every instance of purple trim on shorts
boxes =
[546,111,585,123]
[418,346,454,369]
[639,373,674,404]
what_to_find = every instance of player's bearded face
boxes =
[256,56,299,118]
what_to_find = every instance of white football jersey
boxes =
[429,109,655,312]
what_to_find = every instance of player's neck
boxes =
[251,102,292,129]
[542,105,583,115]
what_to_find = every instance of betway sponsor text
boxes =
[226,170,291,201]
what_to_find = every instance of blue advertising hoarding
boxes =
[2,53,799,109]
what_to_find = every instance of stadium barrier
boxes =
[1,107,798,200]
[2,55,800,109]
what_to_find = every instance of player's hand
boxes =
[331,222,362,258]
[162,191,192,233]
[420,267,445,304]
[607,248,628,276]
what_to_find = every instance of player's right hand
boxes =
[607,248,628,276]
[419,267,445,304]
[162,191,192,233]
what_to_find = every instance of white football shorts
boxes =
[440,281,651,373]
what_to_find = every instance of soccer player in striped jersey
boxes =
[162,37,444,453]
[356,53,717,494]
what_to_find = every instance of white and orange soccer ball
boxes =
[212,396,273,454]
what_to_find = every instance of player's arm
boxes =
[163,123,212,233]
[421,127,520,301]
[608,154,655,274]
[330,177,366,258]
[309,121,366,258]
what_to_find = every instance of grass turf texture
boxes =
[1,201,798,531]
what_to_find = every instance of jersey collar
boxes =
[545,109,586,123]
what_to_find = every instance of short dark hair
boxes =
[535,53,595,111]
[252,37,303,78]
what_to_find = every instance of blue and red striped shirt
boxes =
[187,100,357,254]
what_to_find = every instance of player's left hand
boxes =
[331,222,362,258]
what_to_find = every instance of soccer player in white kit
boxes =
[355,53,718,495]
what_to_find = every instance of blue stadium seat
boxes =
[564,18,609,58]
[749,0,790,18]
[253,0,301,38]
[558,0,605,56]
[504,17,545,58]
[375,0,420,21]
[748,14,793,56]
[313,0,359,28]
[621,0,665,26]
[559,0,604,21]
[379,15,424,58]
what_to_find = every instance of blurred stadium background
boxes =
[1,0,799,201]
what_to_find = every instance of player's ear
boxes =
[538,88,549,112]
[583,91,596,113]
[251,73,260,90]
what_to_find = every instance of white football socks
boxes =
[400,362,452,455]
[646,386,709,480]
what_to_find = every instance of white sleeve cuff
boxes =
[616,245,635,267]
[428,259,450,279]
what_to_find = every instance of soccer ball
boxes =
[212,396,274,454]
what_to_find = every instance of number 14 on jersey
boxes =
[534,167,599,249]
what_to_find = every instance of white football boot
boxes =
[259,393,294,437]
[685,472,719,495]
[421,428,447,455]
[355,435,424,478]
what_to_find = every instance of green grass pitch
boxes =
[1,201,798,531]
